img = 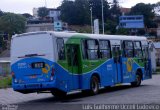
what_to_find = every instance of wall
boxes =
[0,62,10,76]
[26,23,54,32]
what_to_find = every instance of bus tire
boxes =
[90,76,99,95]
[131,73,142,87]
[51,89,67,99]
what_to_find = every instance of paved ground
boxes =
[0,75,160,110]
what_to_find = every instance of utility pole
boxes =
[101,0,104,34]
[90,6,93,34]
[45,0,47,7]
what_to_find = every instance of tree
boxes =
[116,28,129,35]
[60,0,90,25]
[110,0,121,16]
[60,0,76,24]
[60,0,130,34]
[0,13,26,36]
[109,0,121,34]
[110,0,121,20]
[89,0,110,21]
[74,0,90,25]
[129,3,156,28]
[0,10,3,17]
[38,7,49,19]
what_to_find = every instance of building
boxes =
[33,8,39,18]
[28,7,67,32]
[33,8,60,21]
[119,15,144,29]
[48,8,60,21]
[26,20,68,32]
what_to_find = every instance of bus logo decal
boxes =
[42,64,50,74]
[126,58,133,72]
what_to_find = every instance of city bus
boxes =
[11,31,152,97]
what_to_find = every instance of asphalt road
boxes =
[0,75,160,110]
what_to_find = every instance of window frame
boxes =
[81,39,100,60]
[133,41,143,58]
[123,40,134,58]
[99,39,112,59]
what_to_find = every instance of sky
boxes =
[0,0,159,15]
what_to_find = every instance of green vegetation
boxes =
[0,13,26,35]
[0,12,26,50]
[60,0,160,35]
[69,25,92,33]
[0,76,12,89]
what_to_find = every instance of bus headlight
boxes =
[50,77,53,81]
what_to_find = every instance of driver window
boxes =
[57,38,65,60]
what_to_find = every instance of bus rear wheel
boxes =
[131,74,142,87]
[90,76,99,95]
[51,89,67,99]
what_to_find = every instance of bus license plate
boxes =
[31,62,45,69]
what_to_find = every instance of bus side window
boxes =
[57,38,65,60]
[99,40,111,59]
[134,41,142,57]
[86,39,99,60]
[124,41,134,58]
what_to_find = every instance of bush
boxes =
[0,76,12,89]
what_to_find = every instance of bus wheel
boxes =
[131,74,142,87]
[51,89,67,99]
[90,76,99,95]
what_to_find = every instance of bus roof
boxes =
[12,31,147,41]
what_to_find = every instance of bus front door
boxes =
[66,44,81,90]
[112,45,122,84]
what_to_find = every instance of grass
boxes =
[0,76,12,89]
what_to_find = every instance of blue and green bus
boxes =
[11,31,152,97]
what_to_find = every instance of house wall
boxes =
[26,23,54,32]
